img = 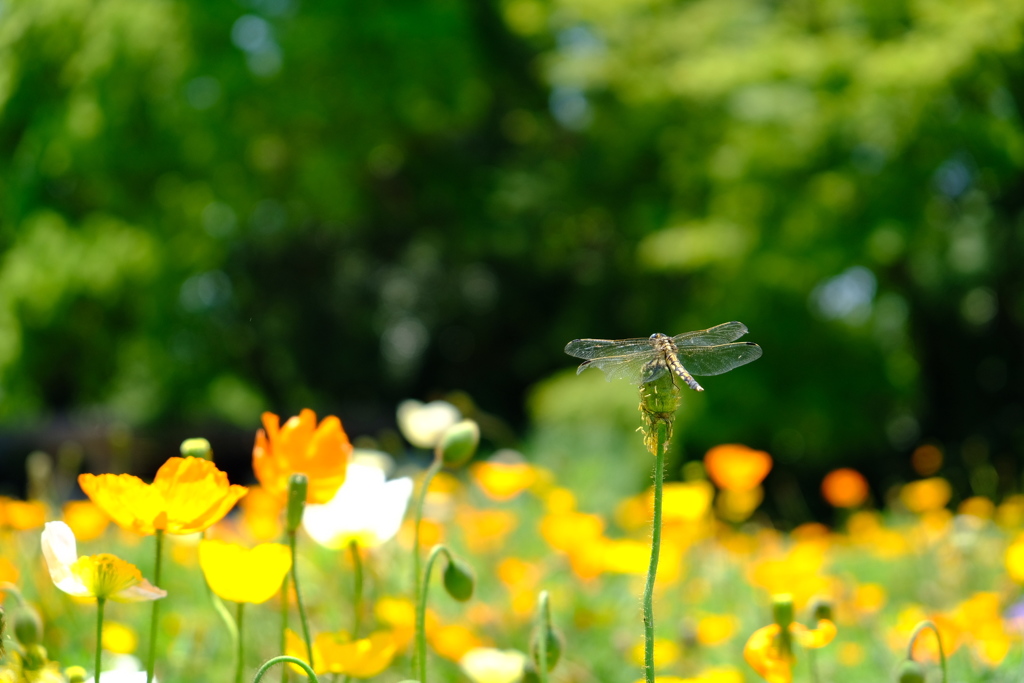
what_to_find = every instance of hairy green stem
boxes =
[95,597,106,683]
[907,620,947,683]
[146,530,164,683]
[235,602,245,683]
[537,591,550,683]
[289,530,314,679]
[411,456,442,677]
[252,656,319,683]
[416,544,452,683]
[642,422,667,683]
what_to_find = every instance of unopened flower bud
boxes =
[896,659,926,683]
[180,438,213,460]
[13,604,43,646]
[286,473,308,532]
[437,420,480,468]
[442,556,475,602]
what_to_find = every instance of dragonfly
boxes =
[564,321,762,392]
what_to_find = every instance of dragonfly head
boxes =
[649,332,668,341]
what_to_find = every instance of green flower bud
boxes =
[808,596,834,622]
[66,666,89,683]
[531,626,563,671]
[13,604,43,646]
[896,659,926,683]
[436,419,480,468]
[442,556,475,602]
[180,437,213,460]
[286,473,308,532]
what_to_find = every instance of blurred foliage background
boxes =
[1,0,1023,502]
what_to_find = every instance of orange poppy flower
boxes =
[704,445,772,492]
[252,409,352,504]
[78,456,248,535]
[820,468,869,509]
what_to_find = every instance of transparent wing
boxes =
[573,351,666,385]
[564,337,656,360]
[673,321,750,347]
[677,342,762,376]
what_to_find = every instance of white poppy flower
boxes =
[41,521,166,602]
[302,462,413,549]
[396,399,461,448]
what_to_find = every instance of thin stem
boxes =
[411,456,443,678]
[349,539,363,638]
[907,620,947,683]
[416,544,451,683]
[252,656,319,683]
[536,591,550,683]
[289,529,314,679]
[808,647,819,683]
[146,529,164,683]
[280,571,290,683]
[642,422,667,683]
[95,597,106,683]
[235,602,246,683]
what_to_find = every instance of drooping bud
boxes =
[896,659,926,683]
[180,437,213,460]
[809,596,834,623]
[442,556,475,602]
[13,603,43,646]
[286,473,308,532]
[436,419,480,468]
[531,590,562,671]
[531,625,563,671]
[638,364,681,455]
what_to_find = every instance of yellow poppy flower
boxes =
[198,539,291,604]
[469,461,536,501]
[78,456,248,535]
[285,628,398,678]
[41,522,165,602]
[62,500,110,541]
[252,409,352,504]
[744,619,835,683]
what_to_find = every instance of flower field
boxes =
[2,401,1022,683]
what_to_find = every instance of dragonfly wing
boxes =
[673,321,750,347]
[575,351,660,385]
[676,342,762,376]
[564,338,655,360]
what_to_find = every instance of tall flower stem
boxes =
[146,529,164,683]
[279,572,290,683]
[642,422,667,683]
[349,539,363,637]
[289,529,314,678]
[235,602,246,683]
[907,620,947,683]
[95,596,106,683]
[416,544,452,683]
[411,456,442,677]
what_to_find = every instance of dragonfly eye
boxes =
[649,333,659,340]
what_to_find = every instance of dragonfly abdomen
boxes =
[651,334,705,392]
